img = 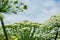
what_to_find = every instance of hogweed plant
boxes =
[0,0,27,40]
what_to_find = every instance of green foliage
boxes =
[0,20,41,40]
[0,0,27,14]
[0,14,60,40]
[0,13,4,19]
[42,14,60,40]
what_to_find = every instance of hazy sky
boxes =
[1,0,60,24]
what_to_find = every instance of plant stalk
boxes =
[0,17,8,40]
[54,27,59,40]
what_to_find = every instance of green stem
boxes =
[0,17,8,40]
[30,27,35,40]
[54,27,59,40]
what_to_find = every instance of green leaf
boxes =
[23,5,27,10]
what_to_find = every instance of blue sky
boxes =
[1,0,60,24]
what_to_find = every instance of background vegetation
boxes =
[0,14,60,40]
[0,0,60,40]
